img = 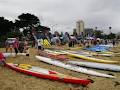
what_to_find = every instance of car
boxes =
[6,38,16,44]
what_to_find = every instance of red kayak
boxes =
[6,63,91,86]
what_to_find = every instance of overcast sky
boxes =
[0,0,120,34]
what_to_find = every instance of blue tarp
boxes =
[86,45,110,52]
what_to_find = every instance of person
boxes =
[0,52,6,66]
[5,39,9,52]
[5,39,13,53]
[18,41,24,53]
[37,39,44,55]
[70,35,77,47]
[25,46,30,56]
[23,40,28,52]
[112,39,116,47]
[13,37,19,55]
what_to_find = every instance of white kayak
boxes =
[35,56,115,78]
[68,61,120,72]
[3,53,27,57]
[45,49,65,55]
[45,49,91,57]
[63,50,92,57]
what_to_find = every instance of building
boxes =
[85,28,94,37]
[76,20,84,35]
[73,28,77,36]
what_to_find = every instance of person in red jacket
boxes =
[0,52,6,66]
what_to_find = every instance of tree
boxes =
[0,17,14,42]
[93,30,103,38]
[14,13,41,39]
[18,13,40,26]
[14,13,40,34]
[107,33,116,39]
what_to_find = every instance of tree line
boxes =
[0,13,50,46]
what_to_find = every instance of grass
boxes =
[0,45,120,90]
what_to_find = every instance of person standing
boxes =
[5,39,14,53]
[23,40,28,52]
[13,37,19,55]
[112,39,116,47]
[37,39,44,55]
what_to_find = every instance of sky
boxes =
[0,0,120,34]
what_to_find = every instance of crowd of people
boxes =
[3,31,120,56]
[38,31,119,49]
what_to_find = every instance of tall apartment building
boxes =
[76,20,84,35]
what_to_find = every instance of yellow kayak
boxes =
[65,47,83,50]
[62,51,119,64]
[99,51,113,54]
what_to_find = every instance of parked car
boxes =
[6,38,16,44]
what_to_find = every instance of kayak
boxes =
[68,61,120,71]
[47,54,68,60]
[75,50,113,57]
[35,56,115,78]
[65,50,92,57]
[45,49,65,55]
[3,53,15,57]
[61,51,118,64]
[92,53,113,57]
[3,53,27,57]
[44,50,68,60]
[6,63,91,86]
[46,50,113,57]
[65,47,83,50]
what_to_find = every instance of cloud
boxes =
[0,0,120,33]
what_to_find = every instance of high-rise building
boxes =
[76,20,84,35]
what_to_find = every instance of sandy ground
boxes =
[0,45,120,90]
